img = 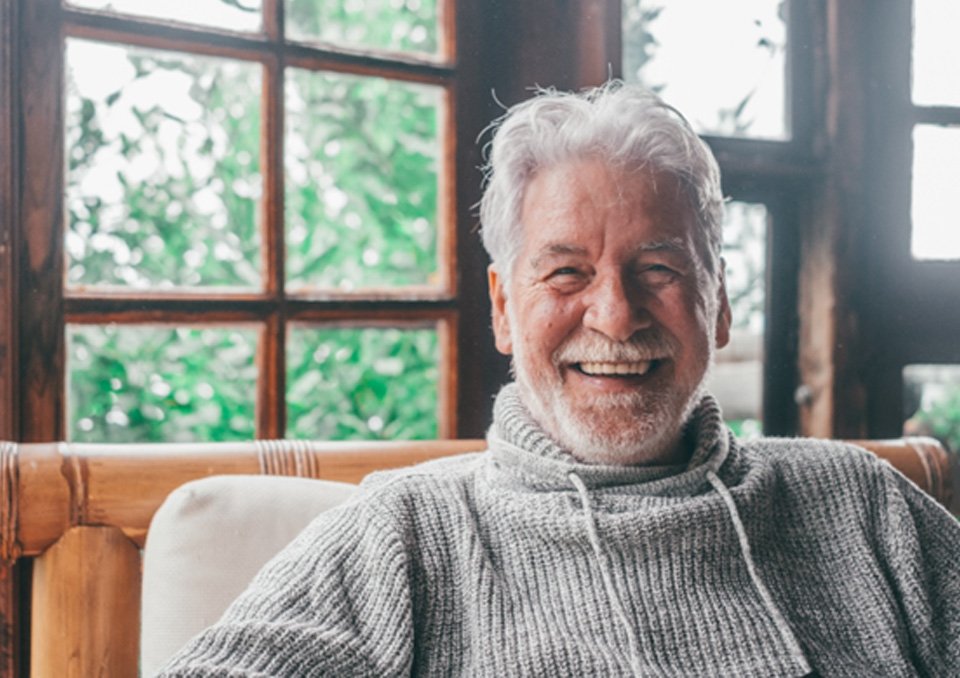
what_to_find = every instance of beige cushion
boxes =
[140,475,357,675]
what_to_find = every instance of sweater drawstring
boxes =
[567,472,645,677]
[705,470,812,673]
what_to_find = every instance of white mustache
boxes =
[554,329,679,364]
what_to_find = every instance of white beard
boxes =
[509,309,714,466]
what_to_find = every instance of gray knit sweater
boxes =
[161,385,960,677]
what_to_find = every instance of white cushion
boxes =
[140,475,357,675]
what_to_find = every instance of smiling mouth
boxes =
[574,360,658,377]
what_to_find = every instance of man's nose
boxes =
[581,273,652,342]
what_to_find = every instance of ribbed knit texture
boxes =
[159,385,960,677]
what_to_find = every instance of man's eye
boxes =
[545,267,587,290]
[638,265,678,284]
[546,267,586,282]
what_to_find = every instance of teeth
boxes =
[578,361,652,376]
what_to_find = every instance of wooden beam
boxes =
[0,0,18,444]
[30,526,140,677]
[0,0,22,671]
[481,0,618,107]
[797,0,871,438]
[64,7,456,81]
[19,0,65,443]
[452,0,508,437]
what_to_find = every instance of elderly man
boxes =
[161,83,960,676]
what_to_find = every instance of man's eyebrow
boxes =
[635,237,687,254]
[529,243,589,269]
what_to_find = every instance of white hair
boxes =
[479,81,724,283]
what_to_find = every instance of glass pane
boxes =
[67,325,258,442]
[904,364,960,454]
[911,125,960,260]
[65,39,263,289]
[707,202,768,436]
[66,0,262,33]
[286,326,439,439]
[286,0,440,57]
[912,0,960,106]
[285,70,441,291]
[622,0,788,139]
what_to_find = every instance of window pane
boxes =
[912,0,960,106]
[911,125,960,260]
[707,202,768,435]
[67,325,258,442]
[622,0,788,139]
[286,326,439,440]
[65,40,263,290]
[286,0,440,57]
[904,364,960,454]
[66,0,262,33]
[285,70,441,291]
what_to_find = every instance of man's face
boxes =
[489,158,731,465]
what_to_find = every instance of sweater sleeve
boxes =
[156,496,415,677]
[877,462,960,675]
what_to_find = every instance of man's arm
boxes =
[157,498,415,677]
[879,463,960,674]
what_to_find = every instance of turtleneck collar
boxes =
[484,384,809,673]
[486,383,732,494]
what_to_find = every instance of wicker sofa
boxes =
[0,436,952,676]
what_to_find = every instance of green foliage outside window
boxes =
[68,326,258,442]
[64,3,444,443]
[286,0,438,55]
[285,71,440,290]
[905,367,960,455]
[286,327,439,440]
[913,390,960,455]
[66,41,264,289]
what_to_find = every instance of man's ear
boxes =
[488,265,513,355]
[714,260,732,349]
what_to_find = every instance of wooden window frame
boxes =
[4,0,500,448]
[859,0,960,437]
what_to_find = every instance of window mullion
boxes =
[1,0,21,443]
[19,0,66,443]
[261,44,286,437]
[263,0,282,42]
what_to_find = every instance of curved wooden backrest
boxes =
[0,436,953,677]
[0,438,487,560]
[0,436,952,560]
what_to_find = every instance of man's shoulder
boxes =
[728,437,900,526]
[358,449,488,498]
[735,435,886,481]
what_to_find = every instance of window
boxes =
[709,201,768,437]
[904,364,960,454]
[910,0,960,261]
[622,0,788,140]
[856,1,960,441]
[8,0,495,446]
[60,3,455,443]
